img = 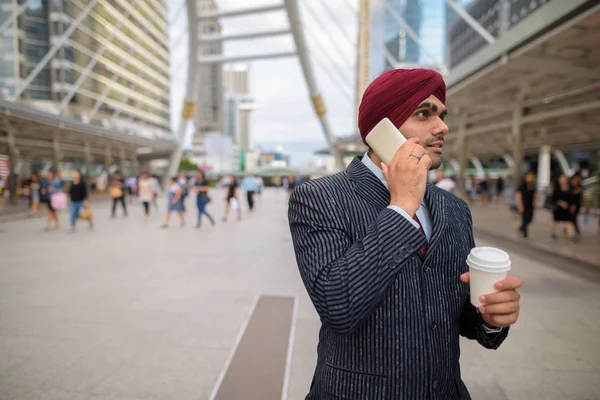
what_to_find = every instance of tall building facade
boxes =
[384,0,422,69]
[0,0,171,139]
[368,0,446,80]
[223,63,255,152]
[195,0,223,135]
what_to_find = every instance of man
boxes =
[241,172,259,211]
[109,170,127,218]
[288,69,522,399]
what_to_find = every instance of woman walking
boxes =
[68,170,93,233]
[550,174,576,243]
[138,172,155,222]
[29,173,42,217]
[222,175,241,222]
[515,171,537,239]
[570,173,587,238]
[42,169,62,231]
[161,176,185,228]
[192,170,215,228]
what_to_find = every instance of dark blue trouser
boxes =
[196,196,215,225]
[70,201,83,227]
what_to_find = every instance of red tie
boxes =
[412,214,428,257]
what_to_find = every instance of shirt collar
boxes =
[361,152,388,189]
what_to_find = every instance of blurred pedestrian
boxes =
[68,170,93,233]
[109,170,127,217]
[191,169,215,228]
[29,173,42,217]
[515,171,537,239]
[161,176,185,228]
[42,169,63,231]
[138,171,155,222]
[550,175,576,243]
[241,172,259,211]
[222,174,241,222]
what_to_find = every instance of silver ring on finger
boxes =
[410,153,422,160]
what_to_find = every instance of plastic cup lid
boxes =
[467,247,511,273]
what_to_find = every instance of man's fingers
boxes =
[393,137,420,161]
[418,154,432,170]
[460,272,470,283]
[494,276,523,290]
[481,289,520,305]
[480,301,519,315]
[485,313,518,328]
[381,162,389,179]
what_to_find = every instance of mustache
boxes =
[424,137,444,146]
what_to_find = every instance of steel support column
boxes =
[52,131,61,174]
[457,116,468,197]
[105,145,112,174]
[83,140,92,194]
[511,105,524,183]
[119,148,126,174]
[553,149,573,177]
[470,156,485,179]
[537,144,551,198]
[166,0,199,181]
[6,129,19,205]
[285,0,345,170]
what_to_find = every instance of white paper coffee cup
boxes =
[466,247,511,307]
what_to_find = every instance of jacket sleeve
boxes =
[459,203,509,349]
[288,183,427,335]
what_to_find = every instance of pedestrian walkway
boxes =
[0,189,599,400]
[471,203,600,268]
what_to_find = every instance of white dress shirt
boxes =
[361,152,432,240]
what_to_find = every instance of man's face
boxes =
[397,95,448,170]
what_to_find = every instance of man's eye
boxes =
[416,111,428,118]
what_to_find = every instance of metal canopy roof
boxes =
[317,1,600,162]
[0,98,177,162]
[443,1,600,158]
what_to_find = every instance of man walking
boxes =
[288,69,523,399]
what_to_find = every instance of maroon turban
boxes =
[358,68,446,145]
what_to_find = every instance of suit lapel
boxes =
[424,184,447,260]
[346,157,389,211]
[346,158,448,257]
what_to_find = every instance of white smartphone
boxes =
[364,117,407,165]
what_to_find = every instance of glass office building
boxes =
[0,0,171,138]
[369,0,446,79]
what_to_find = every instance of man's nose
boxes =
[436,117,449,136]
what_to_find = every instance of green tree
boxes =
[179,158,198,172]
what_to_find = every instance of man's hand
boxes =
[381,138,431,216]
[460,273,523,328]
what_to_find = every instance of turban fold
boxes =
[358,69,446,145]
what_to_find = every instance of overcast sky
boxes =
[168,0,359,152]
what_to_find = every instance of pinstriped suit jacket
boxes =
[288,157,508,400]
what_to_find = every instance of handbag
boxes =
[109,186,123,198]
[79,209,93,220]
[50,192,67,210]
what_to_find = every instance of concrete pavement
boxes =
[0,188,599,399]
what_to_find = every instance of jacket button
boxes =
[423,265,429,272]
[394,255,402,263]
[388,261,395,269]
[429,322,437,331]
